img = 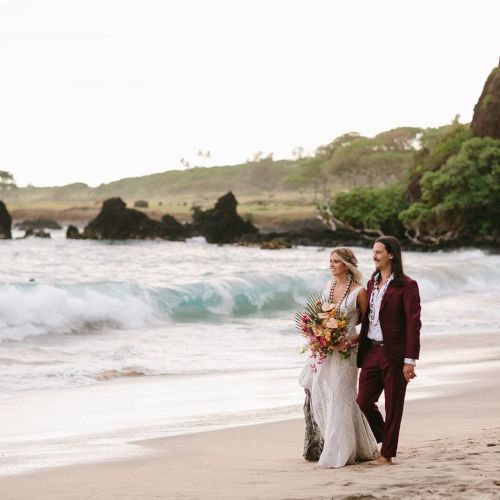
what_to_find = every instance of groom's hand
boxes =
[403,363,416,383]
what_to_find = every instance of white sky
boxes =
[0,0,499,187]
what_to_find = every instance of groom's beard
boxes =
[374,260,392,273]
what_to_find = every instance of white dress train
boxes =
[299,284,378,468]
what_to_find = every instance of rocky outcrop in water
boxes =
[23,228,51,238]
[260,238,292,250]
[77,198,185,240]
[66,225,85,239]
[0,201,12,239]
[472,59,500,139]
[161,214,187,240]
[240,224,370,248]
[85,198,151,239]
[16,218,62,230]
[189,191,258,244]
[39,230,51,238]
[64,194,381,248]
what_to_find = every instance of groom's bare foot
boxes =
[369,456,393,465]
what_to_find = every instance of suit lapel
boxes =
[360,279,375,337]
[380,282,396,312]
[367,278,375,297]
[366,279,375,311]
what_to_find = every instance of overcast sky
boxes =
[1,0,499,187]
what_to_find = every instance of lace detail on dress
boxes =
[301,282,378,468]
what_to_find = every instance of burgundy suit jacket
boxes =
[357,275,421,368]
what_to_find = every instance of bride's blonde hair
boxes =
[331,247,363,286]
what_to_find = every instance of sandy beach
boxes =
[0,357,499,500]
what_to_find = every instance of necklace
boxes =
[368,273,393,325]
[329,273,352,312]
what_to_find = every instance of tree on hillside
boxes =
[302,157,329,203]
[321,136,415,188]
[400,137,500,244]
[282,129,418,198]
[374,127,423,151]
[405,122,472,202]
[0,170,17,190]
[249,151,264,162]
[292,146,305,160]
[180,158,191,169]
[326,184,408,238]
[248,151,274,163]
[315,132,363,158]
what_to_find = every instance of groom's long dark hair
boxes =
[372,236,406,287]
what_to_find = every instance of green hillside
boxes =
[3,126,425,205]
[4,126,457,229]
[94,158,298,198]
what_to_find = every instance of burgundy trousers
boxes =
[356,345,407,458]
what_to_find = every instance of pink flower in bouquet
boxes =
[325,317,338,329]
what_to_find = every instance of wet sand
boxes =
[0,360,499,499]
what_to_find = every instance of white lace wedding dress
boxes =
[299,283,378,468]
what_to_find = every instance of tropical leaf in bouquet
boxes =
[294,291,324,332]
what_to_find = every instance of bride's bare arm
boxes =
[350,288,368,346]
[357,288,368,319]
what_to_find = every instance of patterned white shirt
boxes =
[367,274,415,366]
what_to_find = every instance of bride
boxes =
[299,247,378,468]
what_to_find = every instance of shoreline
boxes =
[1,359,499,499]
[7,223,500,253]
[4,204,500,252]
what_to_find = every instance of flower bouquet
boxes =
[295,292,351,371]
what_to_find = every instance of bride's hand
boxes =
[333,340,353,352]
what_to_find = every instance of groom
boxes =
[357,236,421,465]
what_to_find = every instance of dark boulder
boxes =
[134,200,149,208]
[161,214,187,240]
[84,197,159,239]
[82,197,185,241]
[189,192,258,244]
[16,218,62,230]
[472,59,500,139]
[66,225,85,239]
[0,201,12,239]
